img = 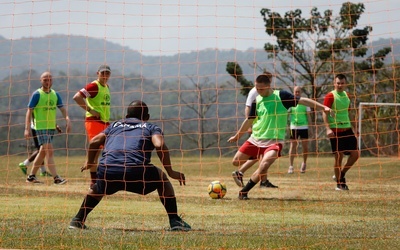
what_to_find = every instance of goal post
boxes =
[358,102,400,156]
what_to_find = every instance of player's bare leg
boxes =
[231,151,251,187]
[239,150,278,199]
[288,140,298,173]
[300,139,309,173]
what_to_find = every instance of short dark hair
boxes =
[126,100,149,120]
[335,74,347,81]
[256,73,272,85]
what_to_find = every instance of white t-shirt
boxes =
[246,87,258,107]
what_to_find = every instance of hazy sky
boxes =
[1,0,399,55]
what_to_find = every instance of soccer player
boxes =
[24,71,70,184]
[18,120,62,177]
[288,86,313,174]
[68,100,191,231]
[228,74,333,200]
[73,64,112,188]
[232,74,278,188]
[323,74,359,191]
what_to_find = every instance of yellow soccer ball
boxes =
[208,181,227,199]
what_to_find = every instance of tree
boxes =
[162,76,234,156]
[226,62,254,96]
[227,2,391,99]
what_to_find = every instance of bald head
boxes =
[40,71,52,79]
[40,71,53,91]
[293,86,302,97]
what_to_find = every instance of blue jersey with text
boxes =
[98,118,163,169]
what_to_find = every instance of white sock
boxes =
[40,166,46,172]
[23,159,30,166]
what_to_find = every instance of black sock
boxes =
[160,196,178,220]
[74,195,101,222]
[240,179,257,193]
[340,171,346,179]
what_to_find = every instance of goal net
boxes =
[358,102,400,157]
[0,0,399,249]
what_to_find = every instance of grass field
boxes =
[0,155,399,249]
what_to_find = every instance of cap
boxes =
[98,64,111,73]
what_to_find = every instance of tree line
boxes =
[1,2,399,158]
[226,2,399,157]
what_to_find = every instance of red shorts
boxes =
[238,141,283,158]
[85,120,109,140]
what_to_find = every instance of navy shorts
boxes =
[329,129,358,154]
[96,165,163,195]
[290,129,309,140]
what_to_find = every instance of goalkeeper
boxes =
[69,100,191,231]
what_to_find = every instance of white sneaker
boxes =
[288,166,294,174]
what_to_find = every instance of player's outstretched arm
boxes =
[153,134,186,186]
[227,118,254,143]
[299,97,335,117]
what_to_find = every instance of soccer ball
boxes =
[208,181,227,199]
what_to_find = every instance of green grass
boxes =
[0,155,399,249]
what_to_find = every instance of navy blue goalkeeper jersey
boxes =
[98,118,163,170]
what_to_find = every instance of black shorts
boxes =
[290,129,309,140]
[329,129,358,154]
[96,165,162,195]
